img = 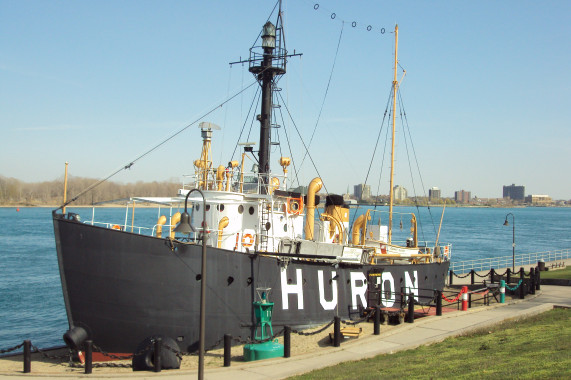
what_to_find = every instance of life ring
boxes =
[242,233,254,248]
[286,197,303,215]
[112,224,122,230]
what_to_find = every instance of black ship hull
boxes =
[53,213,450,353]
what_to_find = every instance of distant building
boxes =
[454,190,471,204]
[354,184,371,201]
[429,187,441,201]
[503,184,525,201]
[393,185,408,201]
[525,194,552,205]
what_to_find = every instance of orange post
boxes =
[461,286,468,311]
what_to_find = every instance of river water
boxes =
[1,206,569,350]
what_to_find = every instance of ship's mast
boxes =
[231,1,301,194]
[388,24,398,244]
[248,7,287,194]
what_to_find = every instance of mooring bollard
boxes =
[333,316,341,347]
[468,292,472,309]
[224,334,231,366]
[506,268,511,283]
[284,327,291,358]
[470,270,475,285]
[436,290,442,316]
[153,337,162,373]
[461,286,468,311]
[449,270,453,286]
[500,280,505,303]
[23,340,31,374]
[407,293,415,323]
[374,306,380,335]
[536,266,541,290]
[85,340,93,374]
[490,268,495,284]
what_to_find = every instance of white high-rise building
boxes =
[393,185,408,201]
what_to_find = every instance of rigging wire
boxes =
[57,80,259,210]
[276,90,330,198]
[397,89,438,238]
[230,86,261,161]
[276,93,301,189]
[295,21,345,175]
[397,90,426,242]
[348,87,393,231]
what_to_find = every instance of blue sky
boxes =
[1,0,570,200]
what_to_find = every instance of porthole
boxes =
[206,204,211,211]
[219,204,225,212]
[196,274,202,281]
[265,222,271,231]
[283,224,287,232]
[249,206,255,215]
[238,205,244,214]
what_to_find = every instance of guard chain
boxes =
[473,270,492,278]
[31,345,71,361]
[341,316,367,325]
[292,320,334,335]
[0,342,24,354]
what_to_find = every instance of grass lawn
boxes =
[290,308,571,379]
[540,266,571,280]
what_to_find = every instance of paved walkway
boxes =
[2,262,569,379]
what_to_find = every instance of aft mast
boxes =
[388,24,399,244]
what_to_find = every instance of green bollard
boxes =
[500,280,505,303]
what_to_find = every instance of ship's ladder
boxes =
[259,201,271,251]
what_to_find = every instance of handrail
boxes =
[450,249,571,274]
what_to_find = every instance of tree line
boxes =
[0,176,180,206]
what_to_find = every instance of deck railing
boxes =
[450,248,571,274]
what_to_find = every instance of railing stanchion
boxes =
[85,340,93,374]
[23,340,31,374]
[519,268,525,299]
[333,317,341,347]
[224,334,232,366]
[374,306,380,335]
[153,337,162,373]
[436,290,442,316]
[284,327,291,358]
[407,293,415,323]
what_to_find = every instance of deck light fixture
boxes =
[503,213,515,271]
[174,188,207,379]
[173,210,193,234]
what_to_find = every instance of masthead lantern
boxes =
[262,22,276,49]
